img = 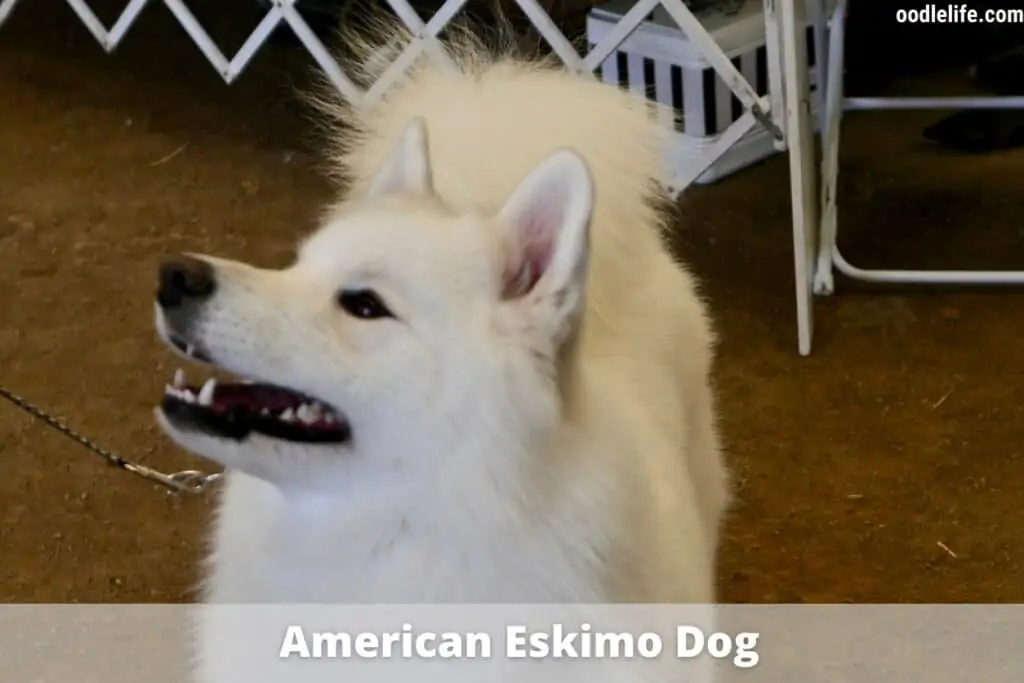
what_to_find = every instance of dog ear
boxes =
[365,117,434,198]
[498,149,595,344]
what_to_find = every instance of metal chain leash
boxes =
[0,382,221,494]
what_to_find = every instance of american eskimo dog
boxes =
[154,12,727,649]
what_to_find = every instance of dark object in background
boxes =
[922,46,1024,153]
[685,0,743,13]
[923,110,1024,153]
[973,47,1024,96]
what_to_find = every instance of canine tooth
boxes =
[198,378,216,406]
[173,369,186,389]
[296,404,317,423]
[279,408,295,422]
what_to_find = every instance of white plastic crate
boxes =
[587,0,821,184]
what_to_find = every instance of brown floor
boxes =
[2,1,1023,604]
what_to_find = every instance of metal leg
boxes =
[812,0,845,296]
[812,0,829,136]
[763,0,787,152]
[778,0,820,355]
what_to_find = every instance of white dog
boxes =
[154,18,728,681]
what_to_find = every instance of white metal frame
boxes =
[812,0,1024,296]
[0,0,821,355]
[778,0,819,355]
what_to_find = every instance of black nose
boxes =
[157,255,216,309]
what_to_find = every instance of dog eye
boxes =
[337,289,394,320]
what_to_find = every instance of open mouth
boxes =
[161,369,351,443]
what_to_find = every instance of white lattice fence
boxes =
[0,0,788,197]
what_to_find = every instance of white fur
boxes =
[155,19,729,682]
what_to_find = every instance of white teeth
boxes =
[163,385,195,403]
[162,374,343,428]
[296,403,317,424]
[185,344,195,357]
[198,378,216,406]
[311,402,336,423]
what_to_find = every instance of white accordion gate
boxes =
[0,0,820,354]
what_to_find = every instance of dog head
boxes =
[154,118,595,494]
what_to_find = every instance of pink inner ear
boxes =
[501,208,555,299]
